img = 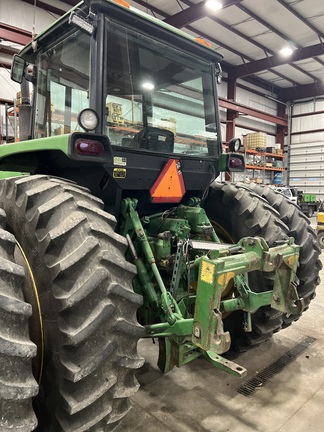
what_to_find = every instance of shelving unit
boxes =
[244,149,285,184]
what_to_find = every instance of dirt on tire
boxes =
[0,208,38,431]
[0,175,144,432]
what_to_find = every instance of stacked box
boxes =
[252,177,263,184]
[107,102,124,125]
[243,132,267,150]
[266,146,276,154]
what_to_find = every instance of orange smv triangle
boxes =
[150,159,186,203]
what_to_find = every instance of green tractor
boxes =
[2,0,321,430]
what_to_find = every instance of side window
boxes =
[50,82,88,135]
[34,30,90,138]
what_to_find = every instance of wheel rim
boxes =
[318,232,324,249]
[15,240,44,384]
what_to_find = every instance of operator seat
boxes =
[132,127,174,153]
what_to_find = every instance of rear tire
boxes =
[204,182,291,350]
[0,208,38,431]
[237,182,321,326]
[0,175,144,432]
[317,231,324,249]
[306,206,314,218]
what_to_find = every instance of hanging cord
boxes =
[31,0,37,51]
[201,163,216,202]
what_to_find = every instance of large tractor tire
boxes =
[204,182,293,351]
[237,182,322,327]
[0,208,38,431]
[317,231,324,249]
[0,175,144,432]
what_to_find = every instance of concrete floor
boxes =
[118,223,324,432]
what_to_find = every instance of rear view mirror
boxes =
[11,54,26,83]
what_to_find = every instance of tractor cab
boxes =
[11,0,243,215]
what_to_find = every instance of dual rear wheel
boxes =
[204,182,321,349]
[0,178,321,430]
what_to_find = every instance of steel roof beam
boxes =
[0,60,13,70]
[281,81,324,102]
[218,97,287,126]
[235,42,324,78]
[0,99,14,105]
[163,2,208,28]
[0,46,19,56]
[186,24,296,86]
[19,0,69,16]
[237,77,282,98]
[62,0,79,6]
[163,0,243,28]
[0,22,31,45]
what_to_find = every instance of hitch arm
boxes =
[121,198,180,325]
[192,237,300,354]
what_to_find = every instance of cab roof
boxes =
[20,0,223,65]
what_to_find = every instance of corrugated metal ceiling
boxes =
[2,0,324,100]
[131,0,324,98]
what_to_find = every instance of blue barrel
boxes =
[273,173,282,185]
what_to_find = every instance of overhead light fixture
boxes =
[280,46,294,56]
[206,0,223,11]
[142,81,155,91]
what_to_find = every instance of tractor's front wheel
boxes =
[0,175,144,432]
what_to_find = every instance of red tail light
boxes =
[75,139,105,156]
[229,157,243,168]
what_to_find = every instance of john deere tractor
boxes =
[2,0,321,430]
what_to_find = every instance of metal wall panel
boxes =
[289,121,324,198]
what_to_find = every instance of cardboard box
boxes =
[266,146,276,154]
